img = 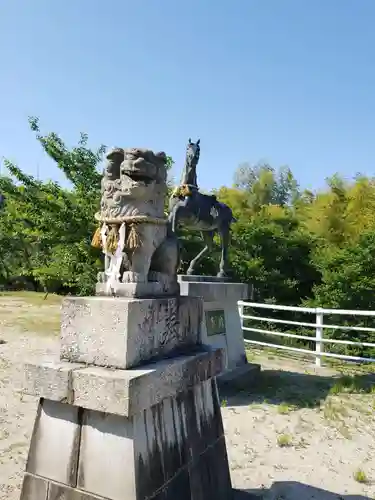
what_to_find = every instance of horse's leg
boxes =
[217,224,230,278]
[168,204,179,233]
[168,200,185,233]
[187,231,214,275]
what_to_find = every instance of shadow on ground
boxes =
[233,482,372,499]
[220,369,375,409]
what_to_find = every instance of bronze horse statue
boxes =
[168,139,236,277]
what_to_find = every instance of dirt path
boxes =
[224,352,375,499]
[0,295,374,499]
[0,331,57,499]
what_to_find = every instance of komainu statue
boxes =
[92,147,179,297]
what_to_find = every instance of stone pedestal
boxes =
[19,296,233,500]
[60,296,203,369]
[178,276,248,371]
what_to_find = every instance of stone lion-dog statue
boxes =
[92,147,179,297]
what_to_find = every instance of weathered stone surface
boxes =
[232,491,259,500]
[100,147,168,222]
[94,148,179,297]
[96,280,180,298]
[22,360,82,403]
[133,378,227,499]
[217,363,261,391]
[187,436,233,500]
[20,376,231,500]
[153,469,191,500]
[20,473,48,500]
[73,379,228,500]
[26,399,81,486]
[60,296,203,369]
[178,277,249,374]
[48,483,108,500]
[137,378,231,500]
[72,347,223,416]
[77,411,136,500]
[178,276,248,303]
[178,275,232,283]
[22,347,224,416]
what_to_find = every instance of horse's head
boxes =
[186,138,200,168]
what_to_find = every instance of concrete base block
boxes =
[178,275,248,303]
[233,490,259,499]
[217,363,261,392]
[23,346,224,416]
[22,360,83,403]
[178,276,249,374]
[60,296,203,369]
[96,279,180,298]
[25,400,81,485]
[19,474,48,500]
[20,379,232,500]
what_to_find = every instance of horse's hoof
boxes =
[216,271,227,278]
[186,268,194,276]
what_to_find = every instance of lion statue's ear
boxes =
[196,139,200,146]
[188,138,192,144]
[106,148,125,161]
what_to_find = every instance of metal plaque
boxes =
[205,309,226,336]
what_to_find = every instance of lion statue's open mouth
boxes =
[122,170,154,186]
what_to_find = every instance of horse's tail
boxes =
[232,216,237,223]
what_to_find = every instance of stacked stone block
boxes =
[19,295,233,500]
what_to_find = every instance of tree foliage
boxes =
[0,118,105,294]
[1,119,375,356]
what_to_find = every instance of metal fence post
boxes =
[238,302,244,331]
[315,307,324,367]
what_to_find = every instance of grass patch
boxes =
[353,468,368,484]
[338,424,351,440]
[0,317,60,336]
[0,291,62,305]
[240,349,375,414]
[330,375,375,395]
[0,292,61,336]
[16,316,60,336]
[329,359,375,375]
[277,403,296,415]
[277,434,293,448]
[322,399,349,421]
[246,346,375,376]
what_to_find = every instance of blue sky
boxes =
[1,0,374,192]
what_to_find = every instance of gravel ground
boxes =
[0,295,374,500]
[224,354,375,499]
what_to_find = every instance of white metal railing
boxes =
[238,301,375,367]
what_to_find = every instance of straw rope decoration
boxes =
[91,213,167,253]
[172,183,192,198]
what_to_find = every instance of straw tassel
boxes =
[173,184,192,198]
[105,225,119,254]
[126,223,142,250]
[91,225,102,249]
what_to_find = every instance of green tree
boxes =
[308,231,375,358]
[229,208,319,304]
[0,117,105,294]
[233,162,300,210]
[0,118,177,294]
